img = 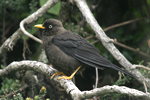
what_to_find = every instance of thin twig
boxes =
[88,36,150,58]
[103,17,149,32]
[20,0,60,44]
[3,84,29,99]
[93,67,99,100]
[2,8,6,42]
[133,65,150,71]
[143,81,148,93]
[20,20,42,44]
[113,40,150,58]
[94,68,98,89]
[147,39,150,48]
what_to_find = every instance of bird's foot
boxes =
[51,71,73,80]
[51,71,65,79]
[58,65,82,80]
[58,76,73,80]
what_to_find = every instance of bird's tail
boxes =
[111,64,136,79]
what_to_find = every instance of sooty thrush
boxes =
[34,19,136,80]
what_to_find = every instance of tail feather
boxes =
[110,64,136,79]
[74,54,136,79]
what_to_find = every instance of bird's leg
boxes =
[58,65,82,80]
[51,71,66,79]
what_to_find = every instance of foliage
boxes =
[138,62,150,79]
[27,86,48,100]
[0,77,21,97]
[114,76,132,86]
[29,0,38,12]
[39,0,61,16]
[0,0,25,12]
[0,83,49,100]
[0,0,28,20]
[34,86,47,100]
[64,22,87,38]
[13,93,24,100]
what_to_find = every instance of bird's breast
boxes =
[43,42,81,75]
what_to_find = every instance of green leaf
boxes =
[39,0,61,16]
[1,65,5,69]
[147,0,150,6]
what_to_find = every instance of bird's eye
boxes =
[49,25,53,29]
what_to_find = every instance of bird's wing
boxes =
[53,31,106,69]
[53,31,111,68]
[52,31,136,78]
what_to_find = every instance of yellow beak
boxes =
[34,24,45,29]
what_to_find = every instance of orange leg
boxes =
[58,65,82,80]
[51,72,65,79]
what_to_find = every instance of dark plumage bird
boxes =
[34,19,135,80]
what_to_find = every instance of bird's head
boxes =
[34,19,64,36]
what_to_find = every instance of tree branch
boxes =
[20,0,60,44]
[113,39,150,58]
[133,65,150,71]
[87,37,150,58]
[0,0,59,55]
[103,17,149,32]
[0,29,23,54]
[79,85,150,99]
[0,61,150,100]
[74,0,150,88]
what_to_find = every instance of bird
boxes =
[34,19,136,80]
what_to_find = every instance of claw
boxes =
[58,65,82,80]
[51,65,82,80]
[51,71,65,79]
[58,76,73,80]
